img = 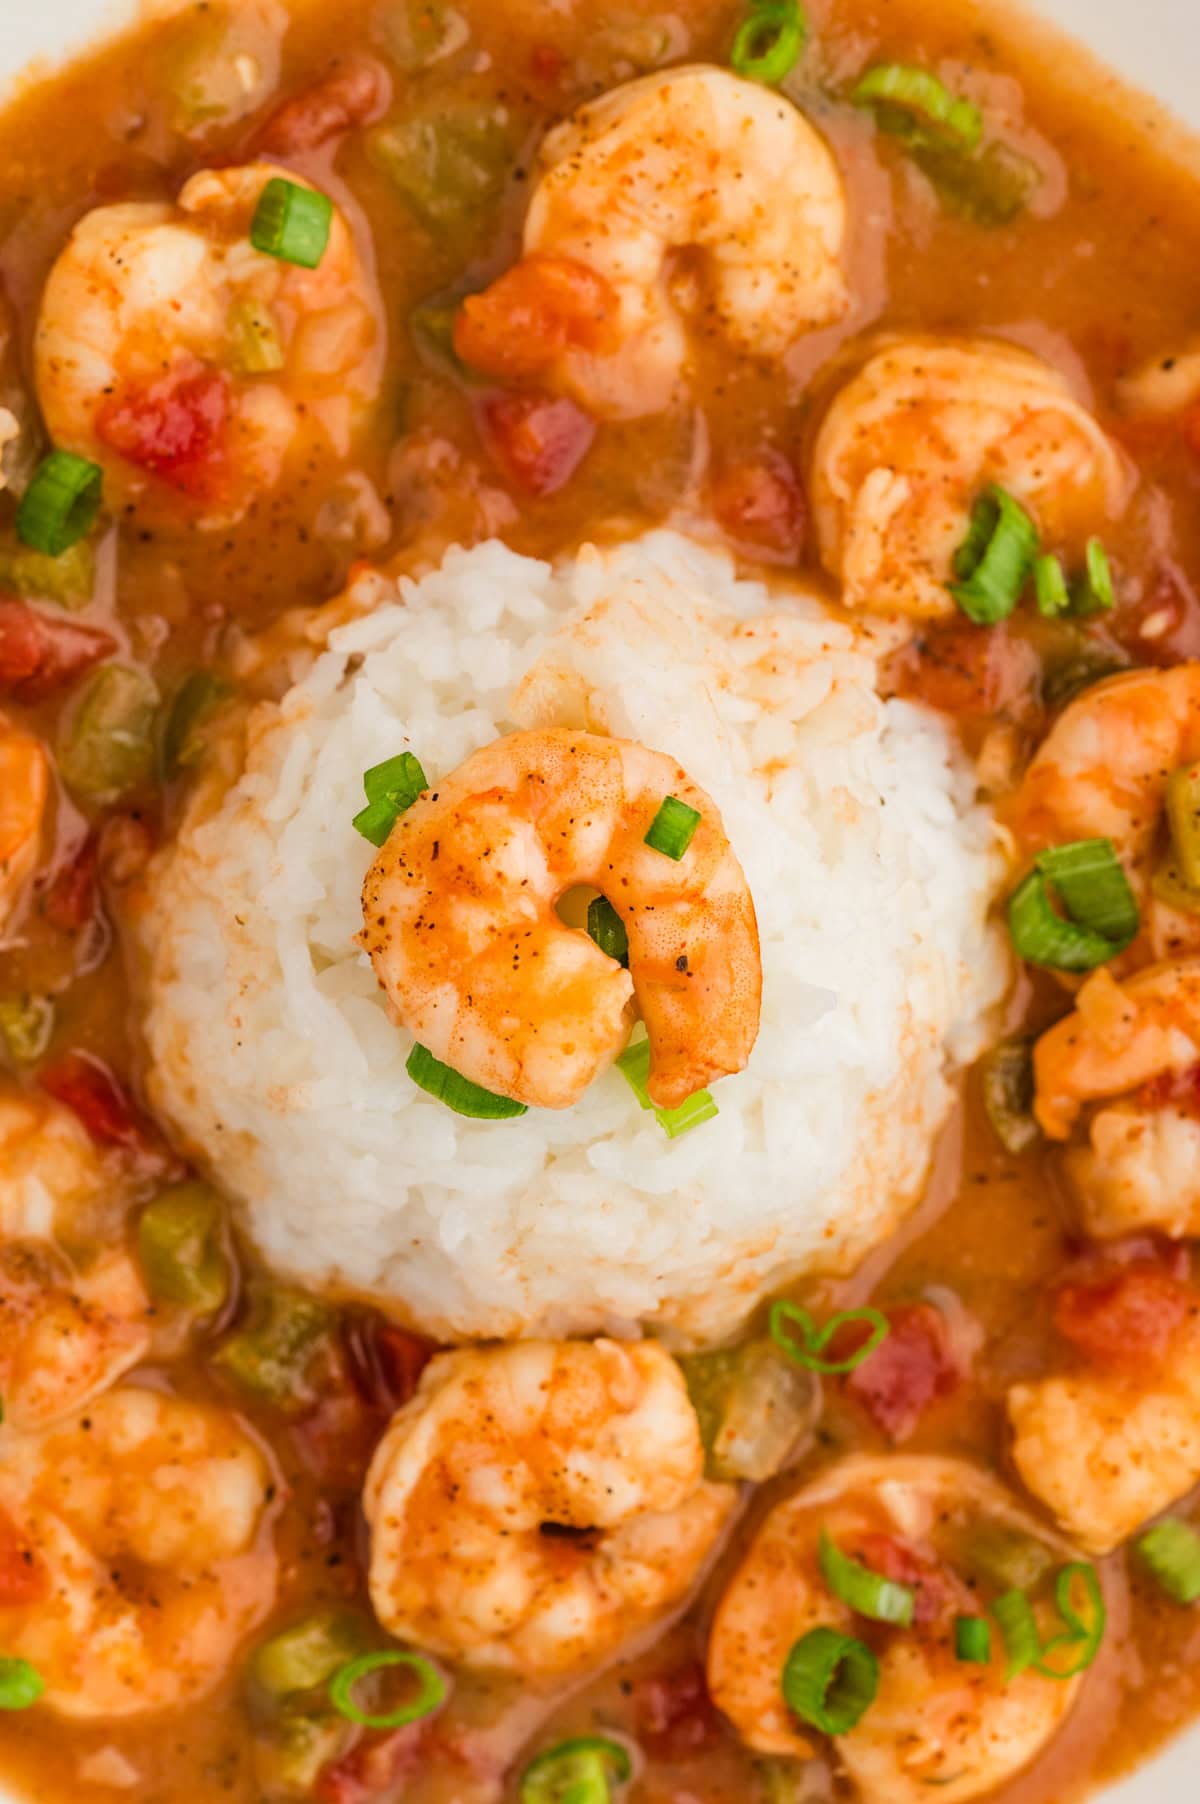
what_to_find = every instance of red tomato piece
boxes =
[0,600,116,703]
[633,1661,722,1760]
[1054,1265,1194,1372]
[529,43,567,84]
[1136,1061,1200,1117]
[317,1726,423,1804]
[253,57,390,153]
[477,392,595,497]
[710,449,807,565]
[40,1051,146,1152]
[0,1504,45,1606]
[455,256,619,382]
[41,834,100,934]
[888,620,1040,722]
[851,1532,956,1626]
[96,364,232,499]
[375,1324,436,1407]
[844,1302,961,1442]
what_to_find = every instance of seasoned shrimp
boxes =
[0,721,48,929]
[708,1455,1084,1802]
[35,162,382,529]
[810,337,1130,616]
[364,1338,736,1679]
[0,1387,279,1717]
[456,66,847,419]
[360,727,761,1111]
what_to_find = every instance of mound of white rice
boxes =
[137,532,1008,1345]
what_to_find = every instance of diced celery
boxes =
[368,102,513,238]
[1167,761,1200,889]
[58,663,160,804]
[680,1337,819,1483]
[250,1609,372,1701]
[214,1283,336,1410]
[227,301,286,375]
[253,1709,350,1798]
[966,1523,1056,1592]
[137,1182,230,1314]
[375,0,470,71]
[163,6,277,131]
[0,534,96,609]
[0,995,54,1066]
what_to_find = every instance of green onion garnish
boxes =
[992,1587,1041,1679]
[250,177,334,269]
[781,1627,879,1735]
[1071,538,1116,617]
[819,1529,915,1626]
[730,0,807,86]
[948,484,1039,623]
[587,896,629,967]
[353,751,429,847]
[1136,1519,1200,1606]
[644,796,701,861]
[407,1044,527,1119]
[993,1564,1106,1681]
[1034,554,1071,619]
[955,1616,992,1664]
[853,63,983,154]
[519,1736,632,1804]
[768,1298,889,1375]
[1167,763,1200,889]
[15,451,103,557]
[1007,837,1139,972]
[328,1649,447,1730]
[0,1657,44,1712]
[616,1037,717,1139]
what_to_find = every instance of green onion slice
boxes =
[781,1627,879,1735]
[586,896,629,967]
[616,1037,718,1139]
[0,1657,44,1711]
[1034,554,1071,619]
[730,0,807,87]
[819,1529,915,1626]
[1007,838,1139,972]
[407,1043,527,1119]
[644,795,701,861]
[948,484,1039,624]
[853,62,983,154]
[955,1616,992,1664]
[328,1649,447,1730]
[1071,538,1116,617]
[250,177,334,269]
[353,751,429,847]
[520,1735,632,1804]
[768,1298,889,1375]
[993,1587,1041,1680]
[1034,1563,1106,1679]
[16,451,104,558]
[1136,1518,1200,1606]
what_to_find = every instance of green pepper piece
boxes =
[368,102,513,239]
[680,1337,819,1483]
[980,1035,1040,1155]
[58,663,160,804]
[966,1522,1056,1592]
[253,1708,350,1798]
[214,1283,336,1410]
[914,139,1041,228]
[161,671,233,779]
[375,0,470,71]
[137,1181,230,1314]
[250,1608,372,1701]
[0,534,96,610]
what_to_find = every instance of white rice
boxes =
[137,532,1009,1346]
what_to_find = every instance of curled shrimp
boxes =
[0,1386,279,1717]
[364,1338,736,1679]
[456,65,847,419]
[707,1455,1083,1802]
[0,721,48,929]
[0,1088,151,1429]
[810,337,1130,617]
[35,162,382,529]
[359,727,761,1112]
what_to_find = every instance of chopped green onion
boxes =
[0,534,96,609]
[1007,838,1139,972]
[214,1283,335,1411]
[853,63,983,154]
[993,1588,1041,1679]
[227,300,286,374]
[680,1337,819,1483]
[353,751,429,847]
[0,994,54,1067]
[407,1043,527,1118]
[1166,762,1200,889]
[161,671,232,779]
[586,896,629,967]
[250,178,333,269]
[644,795,701,860]
[730,0,807,86]
[16,451,103,558]
[955,1616,992,1664]
[1034,554,1071,619]
[328,1649,447,1730]
[58,663,160,804]
[1136,1518,1200,1606]
[819,1529,915,1626]
[781,1628,878,1735]
[1070,538,1117,617]
[615,1036,717,1138]
[251,1609,372,1700]
[520,1736,632,1804]
[0,1658,43,1711]
[137,1181,229,1314]
[948,484,1039,623]
[768,1298,889,1375]
[980,1035,1039,1155]
[1034,1563,1106,1678]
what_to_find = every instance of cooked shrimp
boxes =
[360,727,761,1111]
[0,1387,279,1717]
[456,66,847,419]
[708,1455,1083,1802]
[35,162,382,529]
[0,1088,151,1429]
[810,337,1130,617]
[0,722,48,929]
[364,1338,736,1679]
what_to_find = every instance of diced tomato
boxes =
[40,1051,148,1153]
[1136,1061,1200,1117]
[633,1661,722,1760]
[887,620,1040,723]
[253,57,390,154]
[844,1303,961,1442]
[96,364,232,499]
[477,392,595,497]
[41,834,100,934]
[852,1533,954,1626]
[317,1726,423,1804]
[529,43,567,84]
[0,1504,45,1606]
[710,449,807,565]
[455,256,619,382]
[1054,1265,1195,1372]
[0,599,116,703]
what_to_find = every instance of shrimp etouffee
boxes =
[6,0,1200,1802]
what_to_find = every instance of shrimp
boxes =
[35,162,382,530]
[1011,664,1200,963]
[0,1088,151,1429]
[0,1386,279,1717]
[363,1338,736,1679]
[810,337,1131,617]
[707,1455,1083,1803]
[0,721,48,929]
[455,66,847,419]
[359,727,761,1112]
